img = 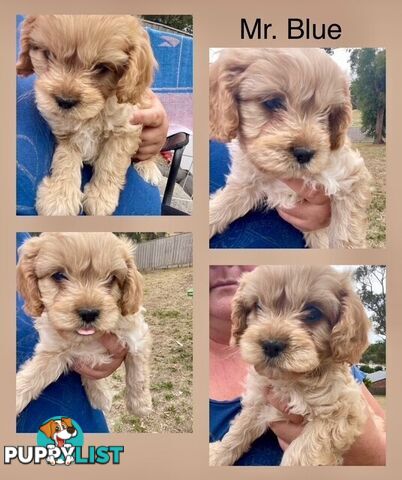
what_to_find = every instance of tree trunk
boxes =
[374,105,385,144]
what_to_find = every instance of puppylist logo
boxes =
[4,417,124,465]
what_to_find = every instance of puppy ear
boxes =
[209,51,249,142]
[39,420,54,438]
[328,82,352,150]
[119,237,143,316]
[61,417,73,428]
[116,19,156,105]
[16,16,37,76]
[16,236,44,317]
[330,286,370,364]
[230,276,254,346]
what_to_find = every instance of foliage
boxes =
[142,15,193,34]
[116,232,168,243]
[361,341,386,365]
[354,265,386,337]
[349,49,386,143]
[359,364,384,373]
[363,377,372,389]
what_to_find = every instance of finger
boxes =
[73,361,104,380]
[140,127,166,145]
[99,333,127,357]
[131,108,165,128]
[281,179,327,204]
[277,208,309,232]
[270,420,305,445]
[266,390,304,424]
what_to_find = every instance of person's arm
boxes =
[266,385,386,466]
[130,90,169,162]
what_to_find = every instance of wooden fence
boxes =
[135,233,193,271]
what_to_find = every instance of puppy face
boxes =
[17,15,155,124]
[40,418,77,444]
[17,233,143,340]
[210,49,352,179]
[231,266,370,379]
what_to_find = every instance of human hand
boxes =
[277,179,331,232]
[130,90,169,162]
[72,333,128,380]
[266,385,386,465]
[265,388,305,451]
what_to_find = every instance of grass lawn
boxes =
[107,266,193,433]
[354,143,386,248]
[351,109,362,128]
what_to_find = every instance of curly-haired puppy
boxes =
[17,15,162,216]
[209,49,372,248]
[16,232,152,418]
[210,265,373,466]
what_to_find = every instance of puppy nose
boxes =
[55,96,79,110]
[67,427,76,434]
[78,308,100,323]
[292,147,315,164]
[262,340,286,358]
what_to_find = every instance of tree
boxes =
[354,265,386,337]
[349,49,386,144]
[115,233,168,243]
[142,15,193,34]
[354,265,386,366]
[361,342,386,365]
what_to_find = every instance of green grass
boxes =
[107,267,193,433]
[354,143,386,248]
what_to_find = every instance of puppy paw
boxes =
[134,159,162,186]
[88,391,112,413]
[83,379,113,412]
[209,221,227,239]
[36,176,83,216]
[16,394,27,416]
[83,182,120,216]
[125,392,153,417]
[209,441,232,466]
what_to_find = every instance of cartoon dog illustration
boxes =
[39,417,77,465]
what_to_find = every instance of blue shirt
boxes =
[209,365,365,466]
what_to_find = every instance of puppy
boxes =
[17,15,162,216]
[210,265,373,466]
[16,233,152,419]
[209,48,372,248]
[40,417,77,465]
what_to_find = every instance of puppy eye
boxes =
[52,272,68,282]
[55,425,60,432]
[256,302,264,312]
[106,275,117,286]
[303,305,323,323]
[42,49,52,60]
[95,63,112,75]
[263,97,286,112]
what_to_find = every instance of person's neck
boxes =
[209,336,249,401]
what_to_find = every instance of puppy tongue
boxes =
[77,327,96,336]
